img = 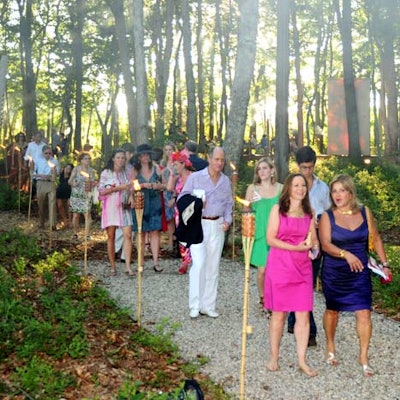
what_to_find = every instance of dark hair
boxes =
[279,173,312,216]
[295,146,316,165]
[121,142,135,153]
[77,151,91,162]
[60,163,74,179]
[104,148,126,171]
[184,140,198,153]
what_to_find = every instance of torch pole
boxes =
[84,179,91,276]
[231,171,238,261]
[17,154,22,214]
[49,165,57,249]
[240,211,255,400]
[133,188,145,327]
[28,159,34,223]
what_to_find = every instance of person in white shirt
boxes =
[33,145,60,229]
[24,130,47,165]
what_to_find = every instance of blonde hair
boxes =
[329,174,362,212]
[253,157,276,185]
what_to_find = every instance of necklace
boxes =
[338,209,353,215]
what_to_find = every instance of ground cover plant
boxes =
[0,228,229,399]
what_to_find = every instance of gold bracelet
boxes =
[339,249,346,259]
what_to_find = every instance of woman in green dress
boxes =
[244,157,282,314]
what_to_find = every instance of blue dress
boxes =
[321,207,372,311]
[132,167,162,232]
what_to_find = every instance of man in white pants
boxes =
[178,147,233,318]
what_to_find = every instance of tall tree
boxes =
[129,0,150,144]
[17,0,38,137]
[334,0,361,163]
[107,0,138,143]
[181,0,197,140]
[224,0,259,171]
[275,0,290,180]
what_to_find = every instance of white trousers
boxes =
[189,218,225,312]
[115,227,135,260]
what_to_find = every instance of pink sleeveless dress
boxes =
[264,213,313,311]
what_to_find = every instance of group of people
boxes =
[245,146,392,378]
[14,133,393,379]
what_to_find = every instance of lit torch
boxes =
[230,162,238,261]
[237,197,255,400]
[27,156,34,223]
[14,146,22,213]
[48,161,57,249]
[133,179,145,326]
[80,171,90,276]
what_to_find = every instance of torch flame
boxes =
[0,144,5,149]
[14,146,21,152]
[48,161,55,168]
[229,162,236,171]
[132,179,141,191]
[236,196,251,207]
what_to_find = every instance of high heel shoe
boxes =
[153,265,163,273]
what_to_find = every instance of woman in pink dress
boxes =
[99,148,134,277]
[265,173,319,377]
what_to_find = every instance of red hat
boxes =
[171,151,192,168]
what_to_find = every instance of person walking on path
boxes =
[99,148,134,277]
[33,145,60,229]
[319,174,392,377]
[288,146,331,346]
[68,151,97,241]
[265,173,319,377]
[244,157,282,315]
[178,146,233,319]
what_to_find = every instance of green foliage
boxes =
[0,229,42,267]
[32,249,71,275]
[130,318,180,356]
[0,182,19,210]
[13,356,75,400]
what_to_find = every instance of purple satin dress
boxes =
[322,207,372,311]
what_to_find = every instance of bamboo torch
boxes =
[230,162,238,261]
[133,179,145,326]
[27,156,34,223]
[48,161,57,249]
[15,146,22,213]
[238,199,255,400]
[81,171,91,276]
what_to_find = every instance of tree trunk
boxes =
[130,0,151,144]
[290,1,304,148]
[334,0,361,163]
[275,0,290,181]
[18,0,38,138]
[196,0,206,147]
[224,0,259,173]
[181,0,197,140]
[152,0,174,145]
[108,0,138,144]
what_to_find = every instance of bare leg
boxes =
[122,226,133,274]
[355,309,372,369]
[57,198,67,226]
[257,267,266,299]
[295,311,317,376]
[72,213,80,236]
[166,219,175,249]
[150,230,161,270]
[267,311,286,371]
[323,309,339,358]
[106,226,117,273]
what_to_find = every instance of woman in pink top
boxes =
[264,173,319,377]
[99,148,134,277]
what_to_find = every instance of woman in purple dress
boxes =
[319,175,392,377]
[265,173,319,377]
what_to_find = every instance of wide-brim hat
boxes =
[135,143,153,156]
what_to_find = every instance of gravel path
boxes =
[84,257,400,400]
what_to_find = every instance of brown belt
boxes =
[202,216,220,220]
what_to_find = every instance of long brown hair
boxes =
[279,173,312,216]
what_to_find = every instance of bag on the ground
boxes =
[175,379,204,400]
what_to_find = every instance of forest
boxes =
[0,0,400,177]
